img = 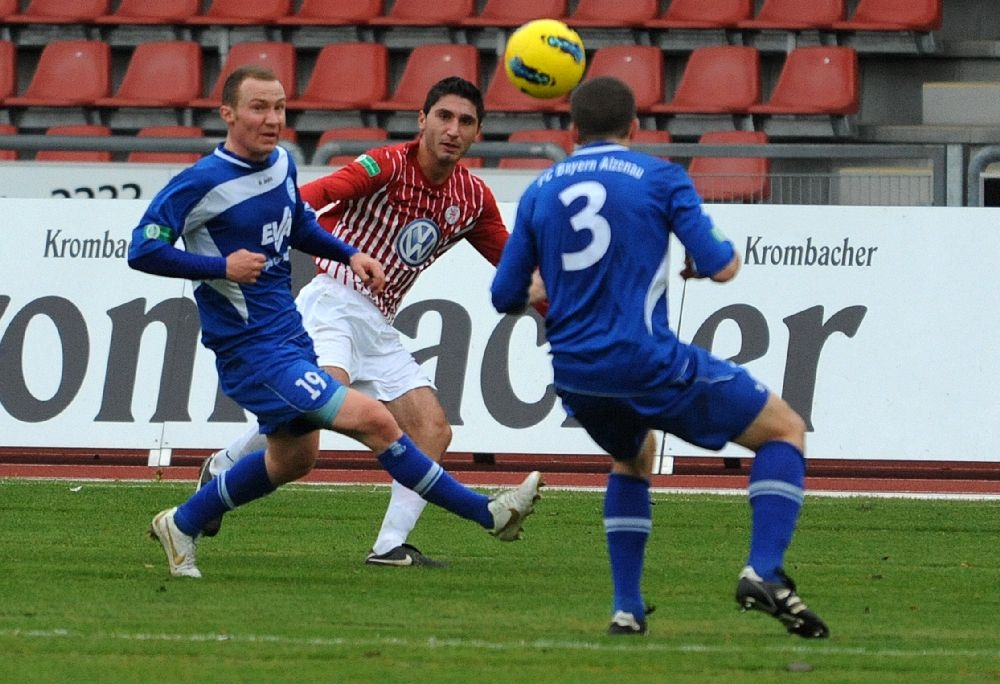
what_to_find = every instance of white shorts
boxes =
[295,275,434,402]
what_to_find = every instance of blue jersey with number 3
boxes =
[492,142,735,395]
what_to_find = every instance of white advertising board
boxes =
[0,197,998,462]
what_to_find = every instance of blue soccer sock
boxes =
[746,441,805,582]
[604,473,652,619]
[174,449,275,536]
[377,434,492,529]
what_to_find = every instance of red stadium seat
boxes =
[0,41,15,103]
[552,45,663,114]
[4,0,109,24]
[651,46,760,114]
[36,124,113,162]
[276,0,383,26]
[96,41,202,108]
[314,126,389,166]
[688,130,770,203]
[738,0,845,30]
[128,125,205,164]
[461,0,567,27]
[565,0,658,28]
[0,123,18,160]
[832,0,942,32]
[498,128,573,169]
[0,0,18,17]
[94,0,200,24]
[369,0,474,26]
[190,41,297,108]
[286,43,388,111]
[749,46,858,115]
[370,44,479,112]
[484,60,565,114]
[185,0,292,25]
[647,0,753,28]
[6,40,111,107]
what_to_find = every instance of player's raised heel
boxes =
[735,566,828,638]
[488,471,543,541]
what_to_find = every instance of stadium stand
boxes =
[833,0,942,32]
[286,42,388,112]
[96,40,202,128]
[498,128,573,169]
[35,124,112,162]
[688,129,771,203]
[550,45,664,114]
[647,0,753,29]
[185,0,292,26]
[313,125,389,166]
[831,0,942,53]
[565,0,659,28]
[3,0,109,24]
[653,45,760,114]
[738,0,844,33]
[127,125,204,164]
[368,0,474,27]
[370,43,479,133]
[0,40,14,105]
[748,46,859,136]
[0,123,17,160]
[189,40,297,109]
[275,0,383,26]
[5,40,111,108]
[286,42,388,131]
[461,0,567,28]
[93,0,200,25]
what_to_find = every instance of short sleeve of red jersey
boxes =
[299,145,395,215]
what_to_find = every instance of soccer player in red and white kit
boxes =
[198,76,546,566]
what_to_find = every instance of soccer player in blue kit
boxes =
[129,65,541,578]
[491,77,828,638]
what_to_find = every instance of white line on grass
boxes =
[3,477,999,501]
[2,628,998,660]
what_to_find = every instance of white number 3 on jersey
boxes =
[558,181,610,271]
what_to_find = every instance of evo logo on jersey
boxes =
[262,206,293,253]
[395,218,441,267]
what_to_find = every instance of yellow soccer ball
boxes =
[503,19,586,99]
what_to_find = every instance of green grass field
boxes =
[1,478,997,683]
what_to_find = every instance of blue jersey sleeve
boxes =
[491,192,538,314]
[290,218,359,264]
[662,170,735,277]
[128,225,228,280]
[128,170,228,280]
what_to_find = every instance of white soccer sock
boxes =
[209,426,267,477]
[371,480,429,555]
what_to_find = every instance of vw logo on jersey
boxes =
[395,218,441,267]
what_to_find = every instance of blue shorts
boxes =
[216,332,346,435]
[557,344,769,461]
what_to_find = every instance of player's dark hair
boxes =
[221,65,279,108]
[570,77,636,142]
[422,76,486,125]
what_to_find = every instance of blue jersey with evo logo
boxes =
[129,145,354,358]
[492,142,736,396]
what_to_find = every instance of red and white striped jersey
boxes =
[302,141,508,322]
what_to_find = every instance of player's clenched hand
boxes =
[349,252,386,295]
[226,249,266,283]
